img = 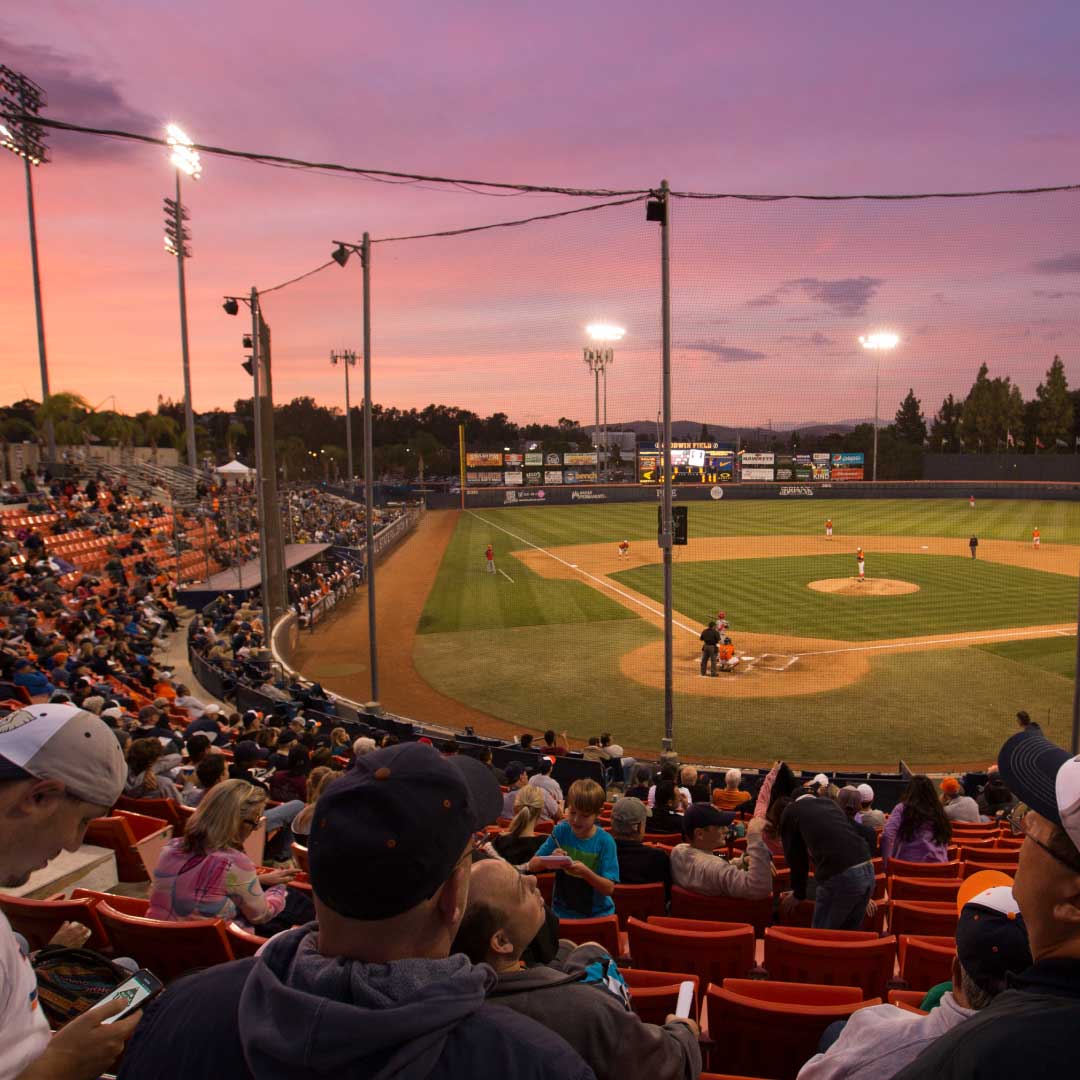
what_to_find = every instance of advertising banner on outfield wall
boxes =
[830,467,864,481]
[741,466,775,481]
[524,452,544,466]
[811,463,831,480]
[831,453,865,467]
[545,452,562,466]
[564,470,597,483]
[504,453,523,466]
[503,488,548,505]
[503,471,523,485]
[466,470,503,484]
[563,452,598,466]
[740,452,775,466]
[544,469,564,484]
[774,454,795,481]
[466,452,503,467]
[524,469,543,484]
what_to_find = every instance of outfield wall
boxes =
[427,480,1080,510]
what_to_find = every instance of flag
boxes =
[1036,436,1046,450]
[1006,430,1015,448]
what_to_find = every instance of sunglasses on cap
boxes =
[1009,804,1080,876]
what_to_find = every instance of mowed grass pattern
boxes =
[611,553,1076,640]
[979,635,1077,679]
[418,508,635,634]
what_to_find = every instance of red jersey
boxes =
[618,541,630,552]
[485,545,493,561]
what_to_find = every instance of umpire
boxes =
[700,620,720,677]
[970,535,979,559]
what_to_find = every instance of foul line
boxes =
[498,568,515,583]
[799,625,1075,658]
[468,510,699,636]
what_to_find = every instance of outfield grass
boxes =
[611,553,1076,640]
[979,635,1077,679]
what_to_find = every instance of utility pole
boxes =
[330,349,358,488]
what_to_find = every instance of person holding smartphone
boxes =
[0,704,142,1080]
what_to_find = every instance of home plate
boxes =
[921,546,929,550]
[570,564,578,568]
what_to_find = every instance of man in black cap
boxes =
[699,620,720,677]
[671,804,772,899]
[118,742,595,1080]
[894,728,1080,1078]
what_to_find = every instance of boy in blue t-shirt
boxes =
[530,778,618,918]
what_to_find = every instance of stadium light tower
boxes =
[858,331,899,483]
[165,123,201,471]
[0,66,54,461]
[584,323,625,479]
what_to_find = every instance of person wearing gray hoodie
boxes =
[117,742,594,1080]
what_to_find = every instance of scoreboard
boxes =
[637,443,735,484]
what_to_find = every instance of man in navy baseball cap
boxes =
[119,741,593,1080]
[894,728,1080,1079]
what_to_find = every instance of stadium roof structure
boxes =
[177,542,330,609]
[215,459,252,475]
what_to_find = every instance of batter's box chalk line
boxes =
[755,654,800,672]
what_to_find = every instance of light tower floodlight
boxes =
[583,323,625,479]
[166,123,202,179]
[585,323,626,343]
[858,330,900,482]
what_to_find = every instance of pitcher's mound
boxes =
[808,577,920,596]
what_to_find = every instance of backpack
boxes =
[32,946,129,1028]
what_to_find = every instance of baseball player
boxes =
[856,547,865,582]
[485,543,496,573]
[1033,526,1041,549]
[715,610,729,634]
[617,539,630,559]
[825,518,833,539]
[969,494,975,510]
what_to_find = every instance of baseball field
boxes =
[295,497,1080,769]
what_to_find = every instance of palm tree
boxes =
[225,421,247,460]
[144,415,181,466]
[35,392,90,447]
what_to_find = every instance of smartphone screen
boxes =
[97,969,163,1024]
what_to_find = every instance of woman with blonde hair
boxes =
[290,766,337,843]
[147,779,312,935]
[491,785,547,866]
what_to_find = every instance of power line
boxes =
[672,183,1080,202]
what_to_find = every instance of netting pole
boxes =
[658,179,674,751]
[250,288,272,640]
[362,232,380,703]
[1072,567,1080,754]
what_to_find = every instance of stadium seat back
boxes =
[0,894,109,952]
[644,831,684,845]
[558,914,622,959]
[763,927,897,999]
[884,858,961,878]
[627,916,754,985]
[889,900,959,939]
[670,885,773,936]
[114,795,184,831]
[887,875,962,903]
[85,815,171,883]
[96,901,234,983]
[959,846,1020,864]
[621,967,700,1026]
[291,843,310,873]
[897,933,956,991]
[533,872,555,906]
[226,921,266,958]
[70,889,150,917]
[612,882,666,929]
[887,989,930,1013]
[962,860,1016,879]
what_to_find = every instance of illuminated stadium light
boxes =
[166,123,202,179]
[585,323,626,342]
[858,331,899,351]
[858,331,900,482]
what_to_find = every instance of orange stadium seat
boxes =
[959,845,1020,865]
[225,922,266,959]
[887,875,963,903]
[889,900,959,939]
[887,989,930,1014]
[670,885,774,936]
[883,858,961,878]
[626,916,755,985]
[557,914,623,959]
[0,893,111,952]
[85,811,172,882]
[763,926,897,999]
[963,859,1017,878]
[897,934,957,991]
[611,882,666,929]
[621,968,700,1026]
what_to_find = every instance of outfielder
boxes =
[485,543,496,573]
[856,547,865,582]
[617,539,630,559]
[1033,526,1041,549]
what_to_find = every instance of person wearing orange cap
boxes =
[940,776,981,823]
[801,872,1031,1080]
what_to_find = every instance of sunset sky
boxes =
[2,2,1080,429]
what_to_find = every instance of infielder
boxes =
[617,539,630,559]
[485,543,496,573]
[825,518,833,539]
[856,547,865,582]
[1033,526,1041,549]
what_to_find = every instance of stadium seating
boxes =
[85,811,172,882]
[96,900,234,983]
[897,934,956,991]
[670,885,773,936]
[702,979,881,1080]
[887,989,930,1014]
[558,914,623,959]
[958,846,1021,865]
[962,860,1016,878]
[114,794,185,831]
[626,916,755,985]
[225,921,266,958]
[70,889,150,917]
[534,872,555,906]
[0,892,110,952]
[887,875,963,903]
[889,900,959,938]
[883,858,961,878]
[291,842,310,872]
[762,926,897,999]
[621,968,701,1026]
[611,882,666,929]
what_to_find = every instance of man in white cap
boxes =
[856,784,885,829]
[894,728,1080,1078]
[0,703,140,1079]
[798,871,1031,1079]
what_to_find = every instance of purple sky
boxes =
[2,1,1080,427]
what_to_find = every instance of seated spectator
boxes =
[529,779,618,919]
[681,765,711,803]
[502,761,530,818]
[528,757,565,819]
[124,737,182,803]
[626,765,652,802]
[147,779,308,935]
[290,765,337,842]
[799,874,1032,1079]
[470,745,507,785]
[671,804,771,899]
[856,783,886,828]
[1015,708,1040,732]
[174,683,210,716]
[184,701,225,740]
[228,739,270,791]
[0,703,138,1079]
[12,658,55,699]
[119,743,590,1080]
[881,775,952,869]
[329,726,352,760]
[646,780,685,834]
[837,785,878,856]
[781,781,876,930]
[268,745,311,804]
[540,728,569,756]
[518,732,535,752]
[976,769,1017,820]
[648,763,690,810]
[712,767,752,811]
[581,736,606,762]
[352,735,377,757]
[892,727,1080,1078]
[182,753,226,808]
[610,796,672,898]
[940,776,982,822]
[598,732,623,760]
[453,857,700,1079]
[491,786,548,866]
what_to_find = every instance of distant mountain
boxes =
[587,419,865,441]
